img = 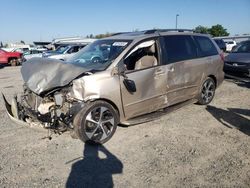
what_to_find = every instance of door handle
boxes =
[155,68,165,75]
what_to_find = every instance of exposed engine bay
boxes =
[4,84,84,136]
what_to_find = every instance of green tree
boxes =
[95,32,113,39]
[194,25,209,34]
[208,24,229,37]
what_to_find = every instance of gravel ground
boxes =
[0,66,250,188]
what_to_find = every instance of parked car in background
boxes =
[1,45,31,53]
[3,29,224,144]
[214,39,226,52]
[23,49,43,61]
[225,40,237,52]
[224,40,250,76]
[42,44,69,57]
[0,49,23,66]
[48,44,87,61]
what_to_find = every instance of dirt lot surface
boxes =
[0,66,250,188]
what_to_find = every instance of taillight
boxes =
[219,52,224,62]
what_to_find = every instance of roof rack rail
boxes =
[111,32,130,36]
[144,29,194,34]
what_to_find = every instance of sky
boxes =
[0,0,250,44]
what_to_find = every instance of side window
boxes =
[124,40,158,71]
[72,46,80,53]
[163,35,197,64]
[67,46,78,54]
[79,45,85,50]
[194,36,218,57]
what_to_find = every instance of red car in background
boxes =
[0,49,23,66]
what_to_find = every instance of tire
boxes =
[197,77,216,105]
[9,59,18,66]
[74,100,118,144]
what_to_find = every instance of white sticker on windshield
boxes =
[113,42,128,46]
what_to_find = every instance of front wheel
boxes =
[9,59,18,66]
[74,101,118,144]
[197,77,216,105]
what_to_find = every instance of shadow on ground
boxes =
[66,144,123,188]
[206,105,250,136]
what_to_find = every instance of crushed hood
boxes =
[21,57,88,95]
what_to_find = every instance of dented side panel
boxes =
[119,67,167,119]
[69,70,126,122]
[165,57,207,106]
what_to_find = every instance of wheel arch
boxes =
[208,75,217,88]
[8,57,17,62]
[88,98,121,122]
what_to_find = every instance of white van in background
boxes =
[225,40,237,52]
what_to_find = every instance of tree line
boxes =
[193,24,229,37]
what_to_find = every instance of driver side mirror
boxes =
[116,62,137,93]
[123,78,136,93]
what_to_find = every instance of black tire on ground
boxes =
[197,77,216,105]
[74,100,118,144]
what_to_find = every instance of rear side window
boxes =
[163,35,197,63]
[194,36,218,57]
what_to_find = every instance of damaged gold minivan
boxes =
[3,29,224,144]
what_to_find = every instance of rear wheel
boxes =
[197,77,216,105]
[74,101,118,144]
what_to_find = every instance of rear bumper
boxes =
[0,61,8,64]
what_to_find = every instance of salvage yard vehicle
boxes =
[214,38,226,52]
[23,49,43,61]
[47,44,87,61]
[3,29,224,144]
[0,48,23,66]
[225,40,237,52]
[224,40,250,76]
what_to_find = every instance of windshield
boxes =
[56,45,70,53]
[67,39,131,71]
[232,41,250,53]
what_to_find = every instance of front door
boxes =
[119,39,167,119]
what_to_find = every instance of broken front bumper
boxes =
[2,93,29,126]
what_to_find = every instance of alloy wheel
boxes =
[84,106,115,142]
[201,79,215,104]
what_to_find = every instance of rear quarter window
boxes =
[194,36,218,57]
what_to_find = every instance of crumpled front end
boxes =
[2,57,93,134]
[2,85,84,133]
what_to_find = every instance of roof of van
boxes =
[105,29,210,41]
